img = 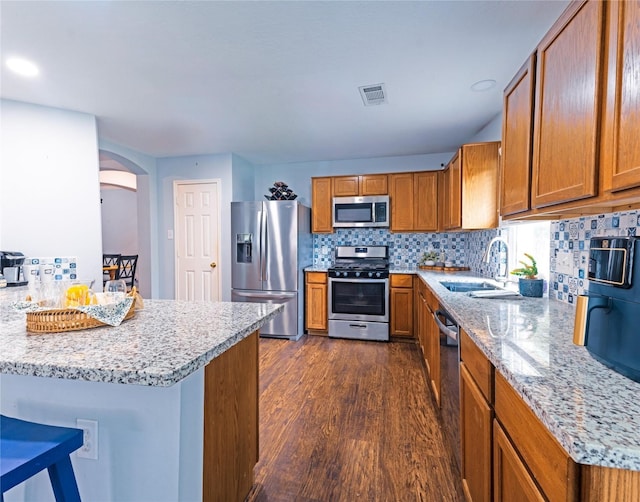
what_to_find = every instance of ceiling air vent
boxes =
[359,83,387,106]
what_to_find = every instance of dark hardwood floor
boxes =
[250,335,464,502]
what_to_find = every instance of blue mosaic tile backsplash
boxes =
[312,209,640,308]
[550,210,640,305]
[312,227,504,274]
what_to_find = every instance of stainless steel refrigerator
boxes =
[231,200,311,340]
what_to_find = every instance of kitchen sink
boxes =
[440,281,501,293]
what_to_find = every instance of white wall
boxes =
[100,187,139,254]
[156,154,233,300]
[469,112,502,143]
[253,152,455,205]
[98,141,157,299]
[0,100,102,287]
[231,154,256,201]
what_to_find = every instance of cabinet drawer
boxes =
[495,372,578,502]
[460,329,494,403]
[390,274,413,288]
[306,272,327,284]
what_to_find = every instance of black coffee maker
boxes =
[574,237,640,382]
[0,251,27,287]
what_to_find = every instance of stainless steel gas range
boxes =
[327,245,389,341]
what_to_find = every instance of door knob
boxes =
[210,262,217,269]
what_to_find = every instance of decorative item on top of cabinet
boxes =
[305,271,328,334]
[390,274,413,338]
[311,177,333,233]
[501,54,536,217]
[333,174,388,197]
[601,0,640,194]
[531,0,604,208]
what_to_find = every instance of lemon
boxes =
[65,284,90,307]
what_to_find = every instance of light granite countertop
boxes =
[0,288,283,387]
[416,270,640,472]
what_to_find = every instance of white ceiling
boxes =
[0,0,569,166]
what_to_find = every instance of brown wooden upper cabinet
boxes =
[501,0,640,220]
[389,171,438,232]
[500,55,536,217]
[442,142,500,231]
[601,0,640,194]
[333,174,388,197]
[311,177,333,233]
[531,0,604,209]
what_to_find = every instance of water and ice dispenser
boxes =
[236,234,253,263]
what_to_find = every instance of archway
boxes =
[98,150,152,298]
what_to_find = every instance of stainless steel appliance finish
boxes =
[434,307,461,472]
[328,245,389,341]
[231,201,311,340]
[0,251,27,287]
[332,195,389,228]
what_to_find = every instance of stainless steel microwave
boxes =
[332,195,389,228]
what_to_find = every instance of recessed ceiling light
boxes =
[6,57,39,77]
[470,79,496,92]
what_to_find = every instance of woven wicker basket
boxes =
[26,293,137,334]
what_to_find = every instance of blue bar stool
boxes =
[1,415,83,502]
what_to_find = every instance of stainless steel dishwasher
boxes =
[434,307,461,473]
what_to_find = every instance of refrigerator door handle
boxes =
[262,207,269,282]
[258,208,267,282]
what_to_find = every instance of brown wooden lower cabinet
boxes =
[390,274,413,337]
[460,363,493,502]
[493,420,545,502]
[305,271,328,334]
[416,280,440,405]
[495,372,578,502]
[203,331,259,502]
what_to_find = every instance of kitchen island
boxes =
[411,269,640,500]
[0,292,283,502]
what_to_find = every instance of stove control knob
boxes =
[376,272,381,278]
[355,272,361,277]
[368,272,374,278]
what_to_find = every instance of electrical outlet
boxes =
[76,418,98,460]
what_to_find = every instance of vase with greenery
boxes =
[420,251,440,267]
[510,253,544,297]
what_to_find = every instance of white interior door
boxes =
[174,180,221,301]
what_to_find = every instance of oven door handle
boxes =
[328,277,389,283]
[434,309,458,341]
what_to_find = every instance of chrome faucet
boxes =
[482,236,510,284]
